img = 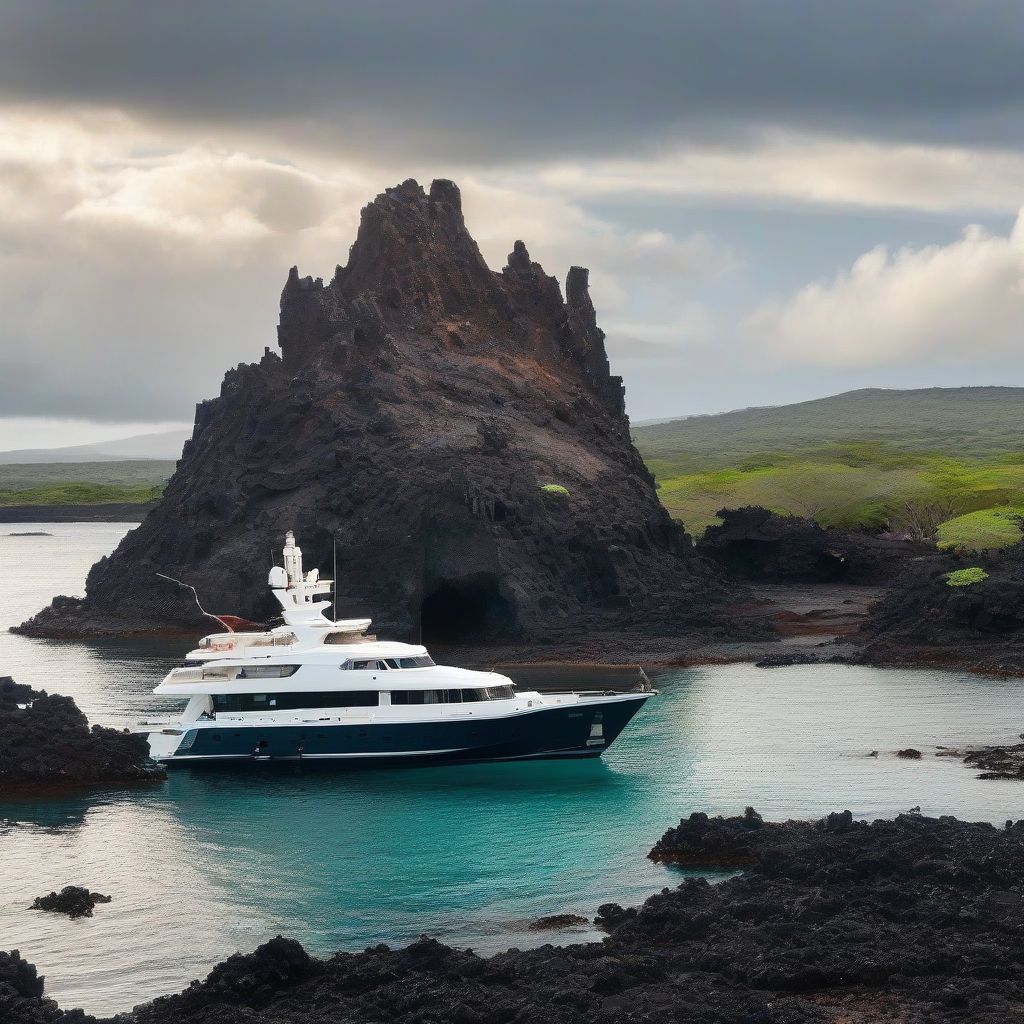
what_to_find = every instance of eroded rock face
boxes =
[18,179,726,643]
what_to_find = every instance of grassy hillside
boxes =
[0,461,173,507]
[633,388,1024,547]
[635,387,1024,474]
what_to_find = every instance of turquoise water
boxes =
[2,524,1024,1016]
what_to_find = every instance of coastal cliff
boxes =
[17,179,730,642]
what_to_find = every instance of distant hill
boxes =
[633,387,1024,473]
[631,387,1024,540]
[0,428,190,464]
[0,460,175,516]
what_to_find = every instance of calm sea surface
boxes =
[2,523,1023,1015]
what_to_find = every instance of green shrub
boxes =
[936,507,1024,551]
[945,567,990,587]
[540,484,570,497]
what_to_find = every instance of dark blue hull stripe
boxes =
[159,697,649,767]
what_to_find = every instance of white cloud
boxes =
[519,132,1024,214]
[747,213,1024,366]
[0,107,725,423]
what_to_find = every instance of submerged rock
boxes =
[0,682,165,788]
[897,747,923,759]
[963,737,1024,779]
[526,913,587,931]
[31,887,111,920]
[17,179,732,644]
[11,810,1024,1024]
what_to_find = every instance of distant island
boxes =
[0,459,172,522]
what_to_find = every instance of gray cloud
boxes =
[3,2,1024,161]
[5,1,1024,436]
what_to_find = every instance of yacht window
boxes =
[233,665,299,679]
[342,656,434,670]
[212,691,379,712]
[390,686,513,704]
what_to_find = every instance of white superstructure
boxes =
[141,531,653,765]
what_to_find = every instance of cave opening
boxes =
[420,576,516,643]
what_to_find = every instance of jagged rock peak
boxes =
[335,177,488,295]
[16,177,728,643]
[276,177,623,419]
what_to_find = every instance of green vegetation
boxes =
[541,484,570,497]
[632,388,1024,539]
[0,461,172,508]
[644,443,1024,537]
[635,387,1024,471]
[0,482,165,507]
[935,507,1024,551]
[945,567,990,587]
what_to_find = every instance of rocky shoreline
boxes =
[0,678,166,790]
[5,809,1024,1023]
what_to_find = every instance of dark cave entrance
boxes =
[420,576,517,643]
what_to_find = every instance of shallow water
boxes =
[1,523,1023,1015]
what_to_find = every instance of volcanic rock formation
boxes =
[698,506,922,584]
[18,179,726,643]
[8,811,1024,1024]
[30,887,111,920]
[860,543,1024,672]
[0,679,166,787]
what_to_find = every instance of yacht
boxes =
[142,531,654,766]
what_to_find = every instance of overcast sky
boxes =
[4,1,1024,449]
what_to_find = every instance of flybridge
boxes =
[270,530,340,627]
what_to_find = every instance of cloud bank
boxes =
[0,110,725,422]
[750,214,1024,367]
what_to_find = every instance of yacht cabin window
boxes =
[212,691,379,712]
[234,665,300,679]
[343,656,434,670]
[390,685,515,704]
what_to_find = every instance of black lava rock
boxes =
[0,684,166,787]
[526,913,588,931]
[0,677,44,706]
[698,506,923,584]
[14,811,1024,1024]
[31,887,111,920]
